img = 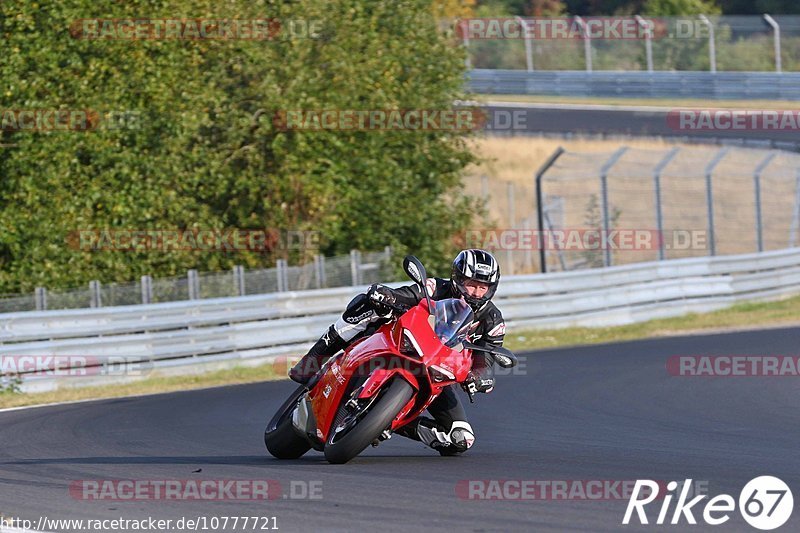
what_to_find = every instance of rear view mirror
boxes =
[490,346,518,368]
[461,342,519,368]
[402,255,427,287]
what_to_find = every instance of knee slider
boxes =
[449,421,475,452]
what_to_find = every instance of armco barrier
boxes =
[468,70,800,100]
[2,248,800,392]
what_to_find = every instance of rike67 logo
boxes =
[623,476,793,530]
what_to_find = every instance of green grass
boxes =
[0,362,286,409]
[3,294,800,409]
[474,93,800,110]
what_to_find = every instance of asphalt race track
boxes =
[1,326,799,532]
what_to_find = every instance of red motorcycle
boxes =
[264,256,517,464]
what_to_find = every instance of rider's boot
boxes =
[289,326,348,386]
[396,417,474,456]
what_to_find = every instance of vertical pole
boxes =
[507,181,515,276]
[187,270,198,300]
[535,147,565,273]
[317,254,327,288]
[233,266,245,296]
[635,15,653,73]
[461,20,471,69]
[653,147,680,260]
[599,147,629,267]
[141,275,153,304]
[481,174,489,200]
[276,259,287,292]
[699,15,716,73]
[704,147,730,256]
[350,249,361,286]
[753,152,777,252]
[522,217,534,271]
[574,16,592,72]
[518,17,534,72]
[35,287,47,311]
[89,280,102,308]
[790,169,800,247]
[313,255,323,289]
[763,14,782,73]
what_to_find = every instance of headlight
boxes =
[399,329,423,358]
[428,364,455,383]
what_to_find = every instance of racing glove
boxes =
[463,370,494,394]
[366,284,397,316]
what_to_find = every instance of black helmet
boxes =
[451,249,500,311]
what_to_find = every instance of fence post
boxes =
[790,169,800,248]
[653,147,680,260]
[187,269,199,300]
[350,250,361,286]
[276,259,288,292]
[506,181,515,276]
[89,280,102,308]
[517,17,534,72]
[574,16,593,72]
[699,15,716,73]
[522,217,533,271]
[600,147,628,267]
[232,265,245,296]
[704,147,730,256]
[141,275,153,304]
[535,147,565,273]
[753,152,777,252]
[313,255,322,289]
[34,287,47,311]
[635,15,654,73]
[763,14,782,73]
[460,20,471,69]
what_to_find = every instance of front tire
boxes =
[324,378,414,464]
[265,385,312,459]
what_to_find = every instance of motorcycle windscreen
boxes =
[433,298,474,348]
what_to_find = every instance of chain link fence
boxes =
[465,15,800,72]
[465,145,800,274]
[0,249,393,313]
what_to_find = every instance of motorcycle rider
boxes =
[289,249,505,456]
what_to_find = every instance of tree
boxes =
[0,0,481,293]
[643,0,721,15]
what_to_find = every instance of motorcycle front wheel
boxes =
[324,377,414,464]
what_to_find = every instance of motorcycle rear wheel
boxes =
[264,385,312,459]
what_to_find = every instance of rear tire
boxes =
[324,378,414,464]
[265,385,312,459]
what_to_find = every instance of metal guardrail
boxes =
[0,248,393,314]
[468,70,800,100]
[3,247,800,392]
